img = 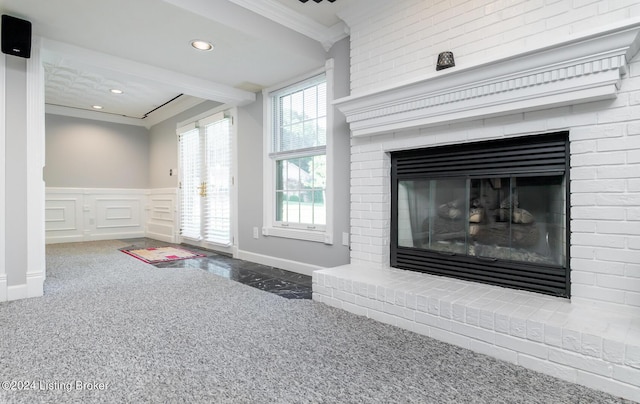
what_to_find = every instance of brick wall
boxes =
[341,0,640,312]
[346,0,640,95]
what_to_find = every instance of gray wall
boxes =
[236,37,351,268]
[330,37,352,266]
[5,57,28,286]
[149,101,221,189]
[44,115,150,188]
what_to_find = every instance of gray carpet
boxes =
[0,240,631,404]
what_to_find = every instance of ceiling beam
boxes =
[41,38,256,107]
[167,0,348,51]
[228,0,348,50]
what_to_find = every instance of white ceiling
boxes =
[0,0,359,127]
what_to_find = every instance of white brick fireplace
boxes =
[314,10,640,402]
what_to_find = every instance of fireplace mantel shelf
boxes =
[335,19,640,138]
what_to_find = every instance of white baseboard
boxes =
[46,235,84,244]
[145,231,177,244]
[6,273,45,301]
[0,275,6,302]
[86,232,146,242]
[7,284,27,301]
[47,232,147,244]
[236,249,322,277]
[27,272,44,298]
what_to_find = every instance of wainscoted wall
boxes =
[146,188,178,243]
[45,188,177,244]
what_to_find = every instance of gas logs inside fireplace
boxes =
[423,183,549,264]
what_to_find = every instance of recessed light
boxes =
[92,105,103,110]
[191,40,213,51]
[110,89,123,94]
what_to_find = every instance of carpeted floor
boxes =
[0,240,632,403]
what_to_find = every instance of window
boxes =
[263,60,334,243]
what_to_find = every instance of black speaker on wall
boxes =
[2,14,32,59]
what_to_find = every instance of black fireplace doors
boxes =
[391,132,570,297]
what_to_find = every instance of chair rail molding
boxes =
[334,19,640,138]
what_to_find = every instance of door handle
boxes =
[197,182,207,197]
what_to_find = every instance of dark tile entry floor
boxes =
[119,238,313,299]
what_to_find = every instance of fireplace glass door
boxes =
[391,132,570,297]
[397,175,566,266]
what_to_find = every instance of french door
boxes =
[178,111,234,253]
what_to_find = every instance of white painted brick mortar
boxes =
[347,1,640,95]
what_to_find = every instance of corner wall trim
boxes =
[0,51,5,298]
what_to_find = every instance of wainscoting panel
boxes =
[89,190,145,240]
[45,189,84,243]
[146,188,178,243]
[45,188,177,244]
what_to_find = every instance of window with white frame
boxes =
[263,61,334,243]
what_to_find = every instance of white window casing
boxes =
[262,59,335,244]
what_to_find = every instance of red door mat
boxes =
[121,246,205,264]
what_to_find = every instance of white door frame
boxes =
[177,106,238,257]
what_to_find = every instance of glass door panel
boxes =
[429,178,468,255]
[179,128,202,240]
[398,178,467,254]
[468,177,515,261]
[203,118,231,246]
[397,175,565,266]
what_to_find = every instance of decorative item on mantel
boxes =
[436,51,455,71]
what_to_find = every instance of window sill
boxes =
[262,226,333,245]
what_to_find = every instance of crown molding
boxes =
[227,0,348,51]
[45,105,148,127]
[46,94,207,129]
[335,19,640,138]
[322,21,350,51]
